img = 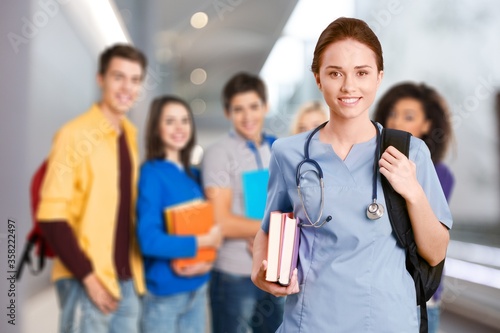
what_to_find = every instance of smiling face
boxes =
[314,39,383,122]
[159,102,193,158]
[97,57,143,116]
[225,91,268,142]
[386,97,431,138]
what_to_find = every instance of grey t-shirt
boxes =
[202,131,272,276]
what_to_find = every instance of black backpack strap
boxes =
[15,233,46,280]
[15,237,35,280]
[381,129,429,333]
[418,277,429,333]
[409,242,429,333]
[380,128,412,248]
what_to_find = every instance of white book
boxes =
[265,211,283,282]
[278,214,299,286]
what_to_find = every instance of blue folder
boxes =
[242,169,269,219]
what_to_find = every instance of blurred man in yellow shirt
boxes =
[38,44,147,333]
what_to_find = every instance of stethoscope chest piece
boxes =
[366,201,384,220]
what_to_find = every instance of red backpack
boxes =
[16,160,55,280]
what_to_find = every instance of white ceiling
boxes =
[114,0,299,129]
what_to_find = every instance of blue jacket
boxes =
[137,159,209,296]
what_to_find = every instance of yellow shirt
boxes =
[37,104,145,299]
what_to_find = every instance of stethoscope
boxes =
[296,121,385,228]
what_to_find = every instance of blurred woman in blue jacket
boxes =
[137,95,221,333]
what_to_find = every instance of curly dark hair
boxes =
[373,82,453,164]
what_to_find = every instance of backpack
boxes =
[16,160,55,280]
[380,128,445,333]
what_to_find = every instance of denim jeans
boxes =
[55,278,83,333]
[55,278,140,333]
[418,303,440,333]
[81,279,140,333]
[141,282,208,333]
[427,305,440,333]
[210,270,285,333]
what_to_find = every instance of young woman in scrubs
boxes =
[251,17,452,332]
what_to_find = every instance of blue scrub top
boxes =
[261,124,453,333]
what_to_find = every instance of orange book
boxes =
[164,200,216,270]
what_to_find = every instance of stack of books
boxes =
[164,200,216,271]
[265,211,300,286]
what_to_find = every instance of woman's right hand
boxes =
[172,261,213,277]
[251,259,300,297]
[196,225,223,249]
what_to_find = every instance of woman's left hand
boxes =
[251,260,300,297]
[173,262,213,277]
[378,146,420,200]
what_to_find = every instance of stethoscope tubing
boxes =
[296,121,384,227]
